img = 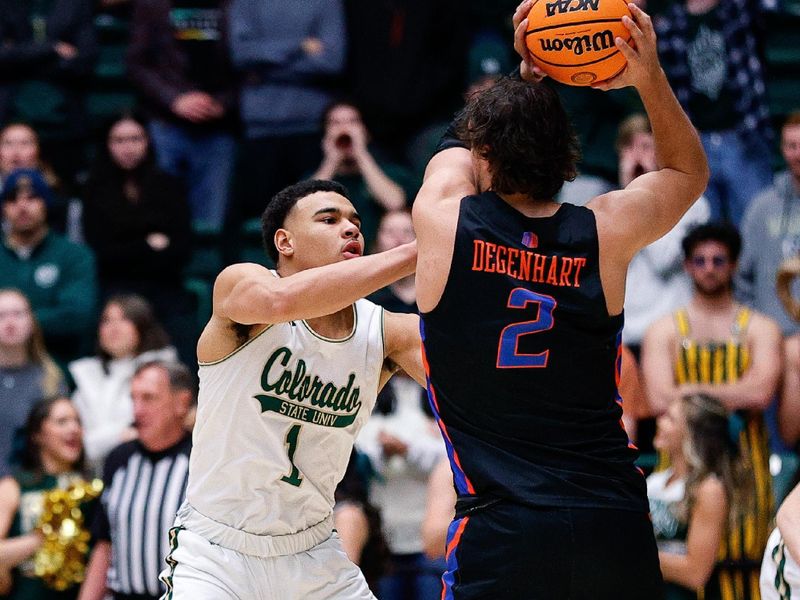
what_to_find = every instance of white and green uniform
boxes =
[761,528,800,600]
[161,297,384,600]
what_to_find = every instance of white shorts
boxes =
[760,528,800,600]
[159,526,376,600]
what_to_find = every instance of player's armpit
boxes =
[382,311,425,387]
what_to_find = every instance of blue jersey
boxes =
[420,193,648,512]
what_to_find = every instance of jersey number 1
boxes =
[496,288,556,368]
[281,424,303,487]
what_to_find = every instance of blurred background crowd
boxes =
[0,0,799,598]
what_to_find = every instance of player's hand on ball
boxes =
[592,3,660,91]
[512,0,546,83]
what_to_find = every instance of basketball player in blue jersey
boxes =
[159,179,425,599]
[412,3,709,599]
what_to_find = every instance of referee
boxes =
[79,360,194,600]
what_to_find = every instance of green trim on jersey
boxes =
[160,525,185,600]
[198,324,274,366]
[301,304,358,343]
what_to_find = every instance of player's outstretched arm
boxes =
[214,243,416,326]
[588,3,710,257]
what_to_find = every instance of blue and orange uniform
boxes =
[420,192,663,599]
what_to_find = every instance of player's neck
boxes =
[668,454,688,481]
[496,192,560,218]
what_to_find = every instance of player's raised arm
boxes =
[214,180,417,327]
[587,3,709,256]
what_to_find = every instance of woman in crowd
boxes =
[0,397,92,599]
[0,289,66,474]
[648,394,749,599]
[81,110,194,363]
[68,295,175,472]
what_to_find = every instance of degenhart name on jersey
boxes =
[471,239,587,288]
[254,346,363,428]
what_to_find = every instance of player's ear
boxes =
[275,228,294,258]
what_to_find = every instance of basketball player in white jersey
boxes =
[159,180,423,599]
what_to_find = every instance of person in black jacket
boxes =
[126,0,237,232]
[81,110,196,364]
[0,0,96,189]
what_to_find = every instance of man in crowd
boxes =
[127,0,237,232]
[643,223,782,596]
[0,169,96,365]
[312,102,416,245]
[79,360,194,600]
[737,111,800,336]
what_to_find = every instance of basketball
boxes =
[525,0,632,86]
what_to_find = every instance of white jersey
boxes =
[185,298,384,538]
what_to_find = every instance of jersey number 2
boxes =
[496,288,556,368]
[281,424,303,487]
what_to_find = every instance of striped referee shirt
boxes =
[91,434,191,599]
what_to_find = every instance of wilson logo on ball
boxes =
[546,0,601,17]
[538,30,615,55]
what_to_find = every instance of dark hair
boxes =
[134,360,196,402]
[681,222,742,262]
[261,179,351,262]
[91,109,154,176]
[98,294,170,363]
[680,393,750,530]
[458,77,580,199]
[19,397,85,474]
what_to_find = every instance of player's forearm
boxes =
[232,243,416,325]
[637,70,709,200]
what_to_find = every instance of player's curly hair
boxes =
[458,77,580,200]
[261,179,351,262]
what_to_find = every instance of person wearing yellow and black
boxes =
[0,396,96,600]
[643,223,782,600]
[0,169,98,366]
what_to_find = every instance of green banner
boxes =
[255,394,357,428]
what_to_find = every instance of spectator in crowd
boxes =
[228,0,345,221]
[79,360,193,600]
[0,0,97,188]
[367,210,417,313]
[68,295,177,474]
[779,335,800,451]
[761,481,800,599]
[619,114,709,355]
[642,223,781,599]
[0,168,97,366]
[127,0,237,232]
[648,393,749,599]
[0,124,68,233]
[344,0,469,161]
[0,396,93,599]
[312,101,415,245]
[81,111,194,364]
[737,111,800,336]
[654,0,774,226]
[0,289,66,475]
